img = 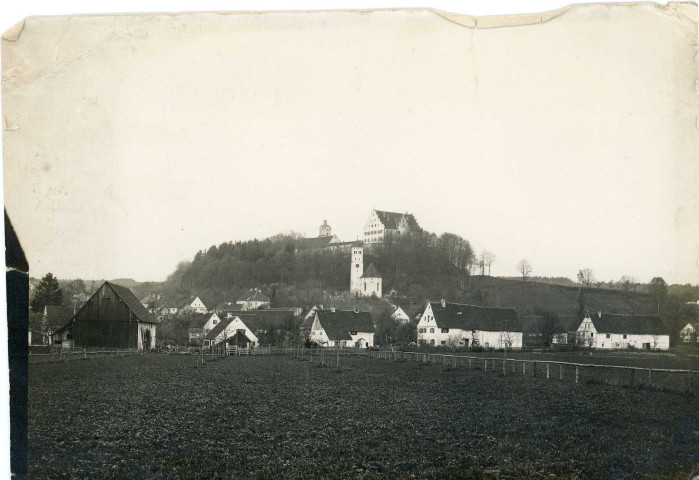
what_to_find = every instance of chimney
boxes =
[597,310,602,318]
[441,299,446,308]
[354,306,359,313]
[331,306,335,313]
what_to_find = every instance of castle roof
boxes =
[375,210,421,231]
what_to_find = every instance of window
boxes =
[213,319,218,325]
[441,328,449,333]
[430,339,435,345]
[606,334,610,338]
[350,331,357,335]
[441,341,446,345]
[623,334,627,339]
[430,328,434,333]
[590,333,594,337]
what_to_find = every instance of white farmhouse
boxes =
[187,312,222,342]
[575,312,669,350]
[417,300,523,349]
[391,306,410,323]
[180,296,208,314]
[203,316,259,348]
[309,308,375,348]
[236,288,271,310]
[680,322,699,343]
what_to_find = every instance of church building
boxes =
[350,245,382,298]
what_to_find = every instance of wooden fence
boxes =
[365,350,698,394]
[29,348,140,364]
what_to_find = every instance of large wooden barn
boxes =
[52,281,160,351]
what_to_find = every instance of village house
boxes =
[391,306,410,323]
[41,305,74,346]
[179,296,209,315]
[309,307,375,348]
[203,316,259,348]
[51,281,160,351]
[349,245,382,298]
[417,300,523,349]
[236,288,271,310]
[363,209,421,245]
[680,322,699,343]
[575,312,669,350]
[187,312,222,342]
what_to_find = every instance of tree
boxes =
[661,301,697,346]
[579,268,595,288]
[536,309,561,345]
[648,277,668,314]
[30,273,63,313]
[481,250,496,276]
[517,259,533,281]
[618,276,636,292]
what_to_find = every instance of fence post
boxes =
[629,368,635,387]
[688,372,693,393]
[522,362,526,375]
[575,366,579,384]
[559,364,563,380]
[84,348,87,360]
[512,359,515,374]
[453,354,456,368]
[533,361,537,378]
[647,369,651,386]
[546,363,550,380]
[484,359,487,372]
[468,358,472,369]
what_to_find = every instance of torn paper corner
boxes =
[2,20,25,42]
[432,2,698,29]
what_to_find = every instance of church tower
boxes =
[350,245,364,296]
[319,220,332,237]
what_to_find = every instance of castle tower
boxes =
[350,245,364,296]
[319,219,332,237]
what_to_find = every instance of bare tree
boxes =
[619,276,636,292]
[517,259,533,281]
[481,250,496,276]
[579,268,596,288]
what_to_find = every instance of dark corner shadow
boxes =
[5,209,29,479]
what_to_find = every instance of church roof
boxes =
[361,263,381,278]
[375,210,421,231]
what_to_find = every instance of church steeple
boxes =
[319,219,332,237]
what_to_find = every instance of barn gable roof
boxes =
[375,210,421,231]
[316,309,375,341]
[44,306,74,328]
[588,313,667,335]
[107,282,160,324]
[430,302,522,332]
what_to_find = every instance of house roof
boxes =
[237,288,270,303]
[361,263,381,278]
[375,210,421,231]
[205,317,234,340]
[429,302,522,332]
[108,282,160,324]
[44,306,73,328]
[188,312,217,329]
[588,313,668,335]
[316,309,375,341]
[224,310,296,332]
[297,236,336,250]
[228,330,253,345]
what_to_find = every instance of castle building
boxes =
[363,209,421,244]
[350,245,382,298]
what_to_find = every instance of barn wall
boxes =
[73,283,138,349]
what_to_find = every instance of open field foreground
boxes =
[29,355,698,479]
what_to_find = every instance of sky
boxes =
[3,2,698,285]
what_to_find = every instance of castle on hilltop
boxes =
[363,209,421,245]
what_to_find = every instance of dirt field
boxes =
[29,354,698,479]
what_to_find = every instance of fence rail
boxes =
[364,350,698,394]
[29,348,140,364]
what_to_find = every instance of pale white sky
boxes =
[3,2,698,284]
